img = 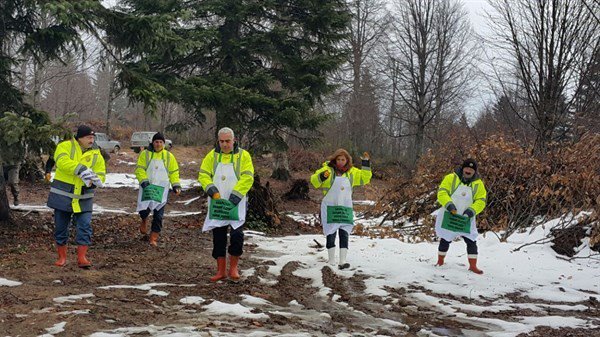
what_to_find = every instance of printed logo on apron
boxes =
[202,154,247,232]
[136,156,171,212]
[434,184,478,242]
[320,174,354,236]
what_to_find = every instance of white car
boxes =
[95,133,121,153]
[130,132,173,153]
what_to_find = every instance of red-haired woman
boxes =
[310,149,372,269]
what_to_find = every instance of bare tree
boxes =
[387,0,474,166]
[487,0,600,152]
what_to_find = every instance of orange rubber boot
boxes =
[436,252,446,266]
[54,245,67,267]
[468,257,483,274]
[210,257,227,282]
[77,246,92,268]
[140,218,149,235]
[149,232,159,247]
[229,255,240,280]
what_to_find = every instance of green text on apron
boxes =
[321,174,354,236]
[202,157,246,232]
[434,184,478,242]
[136,158,170,212]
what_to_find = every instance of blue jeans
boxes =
[212,225,244,259]
[326,229,349,249]
[438,237,478,255]
[139,206,165,233]
[54,210,93,246]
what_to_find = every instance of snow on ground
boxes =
[203,301,270,320]
[0,277,22,287]
[53,293,95,304]
[179,296,205,305]
[247,215,600,336]
[102,173,198,190]
[98,283,196,291]
[48,172,199,190]
[39,321,67,337]
[11,204,202,217]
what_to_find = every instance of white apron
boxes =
[434,184,478,241]
[202,161,247,232]
[136,158,170,212]
[321,175,354,236]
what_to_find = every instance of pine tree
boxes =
[105,0,350,153]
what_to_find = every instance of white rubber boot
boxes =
[327,248,336,265]
[339,248,350,269]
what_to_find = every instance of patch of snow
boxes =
[165,211,201,217]
[42,321,67,336]
[179,296,205,305]
[99,283,173,291]
[147,289,169,297]
[0,277,22,287]
[203,301,269,320]
[353,200,376,206]
[103,173,198,190]
[53,293,94,304]
[116,159,136,166]
[248,214,600,335]
[56,309,90,315]
[174,196,201,205]
[240,294,272,306]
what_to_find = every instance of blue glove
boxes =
[229,194,242,207]
[463,208,475,218]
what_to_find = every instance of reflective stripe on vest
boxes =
[50,187,95,199]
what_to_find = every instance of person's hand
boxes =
[463,208,475,218]
[140,181,150,189]
[173,186,181,195]
[319,170,330,181]
[446,202,457,215]
[361,152,371,167]
[207,186,220,199]
[44,172,52,183]
[229,194,241,207]
[78,168,93,180]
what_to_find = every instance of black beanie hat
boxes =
[152,132,166,143]
[462,158,478,171]
[75,125,94,139]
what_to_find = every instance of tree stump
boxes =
[247,175,281,230]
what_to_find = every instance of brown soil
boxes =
[1,148,597,336]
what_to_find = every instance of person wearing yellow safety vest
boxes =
[134,132,181,247]
[198,127,254,282]
[310,149,372,270]
[47,125,106,268]
[434,158,487,274]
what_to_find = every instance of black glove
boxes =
[319,171,329,181]
[446,202,457,215]
[173,186,181,194]
[463,208,475,218]
[228,194,242,207]
[206,186,219,198]
[140,181,150,189]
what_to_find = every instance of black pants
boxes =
[139,206,165,233]
[326,229,349,249]
[212,225,244,259]
[438,236,478,255]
